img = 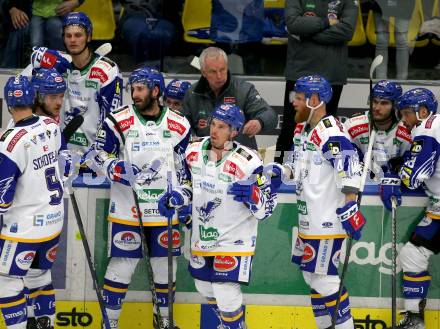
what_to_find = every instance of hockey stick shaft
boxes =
[391,197,397,328]
[105,114,164,323]
[166,171,174,327]
[68,189,111,329]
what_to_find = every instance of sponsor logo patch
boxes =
[213,256,238,272]
[158,229,180,249]
[348,123,369,138]
[15,251,36,270]
[7,129,27,152]
[89,67,108,83]
[223,160,245,179]
[46,244,59,262]
[302,244,315,263]
[113,231,141,251]
[167,119,185,135]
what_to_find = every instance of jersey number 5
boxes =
[45,167,63,205]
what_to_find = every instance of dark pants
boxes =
[274,80,343,163]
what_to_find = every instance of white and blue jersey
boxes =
[0,116,65,242]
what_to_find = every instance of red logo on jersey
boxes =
[167,119,185,135]
[187,151,199,163]
[396,125,412,142]
[43,118,57,125]
[43,145,49,151]
[294,123,305,136]
[302,244,316,263]
[158,230,180,249]
[89,67,108,83]
[425,116,437,129]
[213,256,238,272]
[41,52,57,68]
[223,160,245,179]
[117,116,134,132]
[7,129,27,152]
[46,244,59,262]
[348,123,369,138]
[310,130,322,147]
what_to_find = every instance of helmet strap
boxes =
[416,110,432,122]
[305,98,323,124]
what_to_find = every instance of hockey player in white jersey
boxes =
[91,67,191,329]
[0,76,66,329]
[158,103,277,329]
[381,88,439,329]
[344,81,411,181]
[285,75,365,329]
[31,12,123,159]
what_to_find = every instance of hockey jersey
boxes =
[92,105,191,226]
[292,116,362,238]
[344,113,412,175]
[181,137,276,256]
[61,54,123,155]
[0,116,64,242]
[399,114,440,217]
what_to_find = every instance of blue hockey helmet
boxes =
[4,75,35,108]
[371,80,402,101]
[62,12,93,35]
[164,79,191,100]
[294,75,333,104]
[210,104,245,131]
[396,88,438,114]
[32,68,66,95]
[128,66,165,96]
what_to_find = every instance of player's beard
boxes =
[135,93,155,113]
[294,107,311,123]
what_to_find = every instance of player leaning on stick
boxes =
[283,75,365,329]
[158,103,277,329]
[91,66,191,329]
[381,88,439,329]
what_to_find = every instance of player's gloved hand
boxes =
[336,201,366,240]
[380,173,402,211]
[31,47,71,74]
[228,181,263,208]
[178,204,192,229]
[263,162,285,192]
[158,190,185,218]
[107,160,140,186]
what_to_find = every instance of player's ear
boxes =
[309,94,320,107]
[420,107,430,119]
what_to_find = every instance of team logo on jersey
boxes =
[328,141,341,156]
[199,225,219,241]
[213,256,238,272]
[297,200,308,215]
[190,255,206,269]
[7,129,28,152]
[113,231,141,251]
[158,229,180,249]
[46,244,59,262]
[38,132,46,142]
[0,177,14,206]
[302,244,316,263]
[118,116,134,132]
[396,126,411,142]
[310,130,322,147]
[411,140,423,154]
[167,119,185,135]
[89,67,108,83]
[223,160,245,179]
[196,197,222,224]
[323,119,333,128]
[15,251,36,270]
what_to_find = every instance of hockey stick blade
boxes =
[62,115,84,142]
[95,43,112,57]
[369,55,384,80]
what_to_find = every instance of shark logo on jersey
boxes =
[0,177,14,207]
[137,159,163,186]
[196,197,222,224]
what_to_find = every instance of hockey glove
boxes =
[178,204,192,229]
[336,201,366,240]
[107,160,140,186]
[158,190,185,218]
[31,47,71,74]
[263,162,285,192]
[380,173,402,211]
[228,181,263,209]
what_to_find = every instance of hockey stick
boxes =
[166,171,175,328]
[105,114,164,324]
[331,55,383,328]
[391,197,398,329]
[67,188,111,329]
[62,115,84,142]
